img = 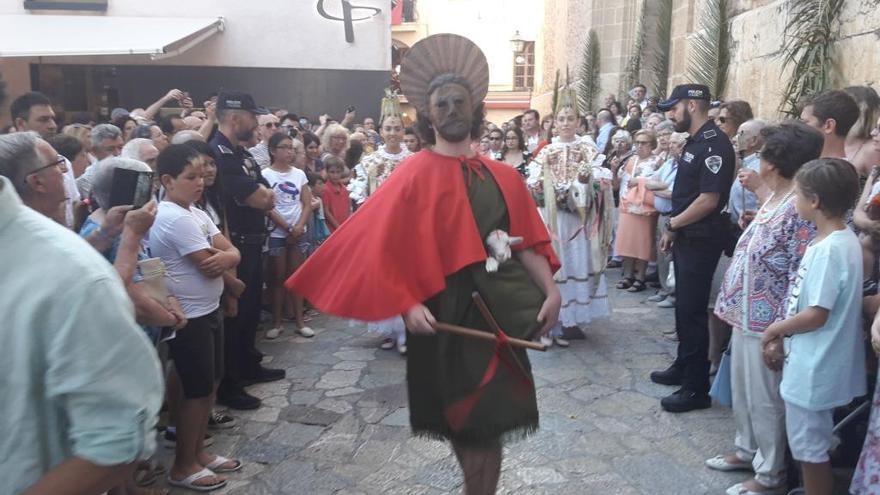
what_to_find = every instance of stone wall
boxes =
[536,0,880,120]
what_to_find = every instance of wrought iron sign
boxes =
[317,0,381,43]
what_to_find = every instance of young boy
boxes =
[149,144,243,491]
[306,171,330,251]
[762,157,866,495]
[321,156,351,232]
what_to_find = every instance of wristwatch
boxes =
[665,217,676,232]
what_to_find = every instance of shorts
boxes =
[168,309,224,399]
[267,236,310,257]
[785,401,834,463]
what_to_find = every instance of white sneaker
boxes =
[397,343,407,355]
[297,326,315,338]
[554,337,570,347]
[540,336,553,348]
[265,327,282,339]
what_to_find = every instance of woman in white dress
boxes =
[527,84,613,347]
[348,91,412,354]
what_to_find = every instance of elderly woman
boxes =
[708,121,824,495]
[652,120,674,162]
[716,100,754,140]
[646,131,688,307]
[613,129,660,292]
[321,123,349,161]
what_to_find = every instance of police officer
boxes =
[650,84,735,413]
[211,91,285,410]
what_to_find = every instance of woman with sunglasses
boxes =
[614,129,660,293]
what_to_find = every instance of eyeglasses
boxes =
[29,156,68,176]
[717,116,728,124]
[263,122,280,128]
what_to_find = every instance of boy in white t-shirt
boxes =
[762,158,866,495]
[262,133,314,340]
[149,144,243,492]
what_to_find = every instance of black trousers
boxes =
[220,243,263,394]
[671,233,723,394]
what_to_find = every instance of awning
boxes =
[0,15,224,59]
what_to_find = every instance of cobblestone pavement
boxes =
[158,283,744,494]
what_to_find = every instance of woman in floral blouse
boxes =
[706,121,824,495]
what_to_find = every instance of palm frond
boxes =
[687,0,730,98]
[651,0,673,97]
[778,0,844,116]
[578,29,601,113]
[551,69,560,116]
[620,0,647,100]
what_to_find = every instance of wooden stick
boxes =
[433,322,547,351]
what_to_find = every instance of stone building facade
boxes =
[535,0,880,119]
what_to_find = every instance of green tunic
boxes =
[406,164,545,446]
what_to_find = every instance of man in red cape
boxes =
[287,34,560,494]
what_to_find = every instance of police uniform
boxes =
[209,91,284,407]
[668,117,735,397]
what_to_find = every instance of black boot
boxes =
[650,364,683,386]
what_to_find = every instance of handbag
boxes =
[709,346,733,407]
[621,177,657,216]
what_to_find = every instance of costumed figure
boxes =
[526,78,614,347]
[287,34,561,495]
[347,89,413,354]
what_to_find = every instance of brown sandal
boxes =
[616,277,635,289]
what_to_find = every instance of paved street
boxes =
[160,280,743,494]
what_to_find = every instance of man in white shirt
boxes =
[248,114,283,168]
[521,109,542,153]
[631,84,649,111]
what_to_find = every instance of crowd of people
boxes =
[4,70,880,495]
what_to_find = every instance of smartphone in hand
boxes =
[109,168,154,209]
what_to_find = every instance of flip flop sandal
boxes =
[167,468,227,492]
[616,277,635,289]
[725,482,787,495]
[627,280,647,292]
[206,455,243,473]
[705,455,753,472]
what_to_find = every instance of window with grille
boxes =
[513,41,535,91]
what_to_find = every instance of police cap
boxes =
[657,84,712,112]
[216,91,269,115]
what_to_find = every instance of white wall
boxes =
[1,0,390,70]
[415,0,544,92]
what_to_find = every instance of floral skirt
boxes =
[851,365,880,494]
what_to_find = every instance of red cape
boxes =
[286,149,559,321]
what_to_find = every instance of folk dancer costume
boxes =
[347,91,413,353]
[526,85,613,334]
[287,34,559,446]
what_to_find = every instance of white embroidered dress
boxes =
[347,145,412,343]
[527,135,612,330]
[348,145,412,206]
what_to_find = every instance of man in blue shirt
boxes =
[0,135,163,495]
[595,109,616,152]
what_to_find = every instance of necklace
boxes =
[754,188,795,224]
